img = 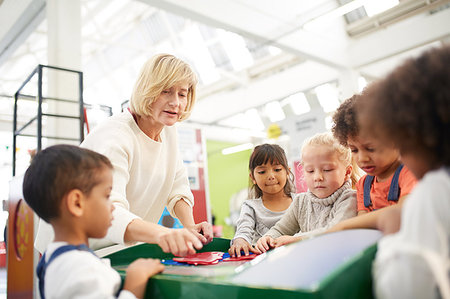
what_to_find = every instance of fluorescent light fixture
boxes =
[180,26,220,85]
[245,108,265,131]
[283,92,310,115]
[315,83,340,113]
[304,0,370,29]
[265,101,285,122]
[358,76,368,92]
[222,143,254,155]
[218,108,265,131]
[220,31,254,71]
[364,0,399,17]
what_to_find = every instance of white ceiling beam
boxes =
[190,60,338,124]
[136,0,349,69]
[0,0,45,66]
[349,8,450,68]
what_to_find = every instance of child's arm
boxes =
[232,202,257,244]
[327,202,404,234]
[123,258,164,298]
[273,235,302,247]
[263,196,302,239]
[229,238,260,257]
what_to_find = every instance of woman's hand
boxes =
[228,238,261,257]
[273,235,302,247]
[190,221,214,244]
[157,227,203,256]
[256,236,275,253]
[123,258,164,299]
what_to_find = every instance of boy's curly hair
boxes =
[331,94,360,146]
[359,46,450,168]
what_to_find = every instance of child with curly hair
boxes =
[360,46,450,299]
[332,94,417,216]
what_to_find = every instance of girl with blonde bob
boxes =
[35,54,213,256]
[257,132,358,251]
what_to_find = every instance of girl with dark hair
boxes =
[228,144,294,258]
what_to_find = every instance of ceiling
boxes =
[1,0,450,143]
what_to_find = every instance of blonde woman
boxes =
[256,132,358,252]
[36,54,212,256]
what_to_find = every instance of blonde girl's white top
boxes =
[35,111,194,252]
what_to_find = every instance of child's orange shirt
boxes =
[356,166,417,212]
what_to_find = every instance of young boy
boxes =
[358,46,450,299]
[23,144,164,299]
[332,94,417,215]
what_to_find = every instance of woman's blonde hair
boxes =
[130,54,198,121]
[301,132,361,187]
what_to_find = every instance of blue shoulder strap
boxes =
[36,244,95,299]
[387,164,404,201]
[363,164,404,208]
[363,175,375,208]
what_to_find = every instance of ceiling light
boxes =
[217,108,264,131]
[364,0,399,17]
[304,0,370,29]
[358,76,368,92]
[245,108,265,131]
[315,83,340,113]
[220,31,253,71]
[222,143,254,155]
[265,101,285,122]
[283,92,310,115]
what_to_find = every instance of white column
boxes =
[338,68,360,101]
[45,0,82,146]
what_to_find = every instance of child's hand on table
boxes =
[256,236,276,253]
[229,238,261,257]
[124,258,164,298]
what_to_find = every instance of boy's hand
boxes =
[273,235,302,247]
[124,258,164,298]
[256,236,275,253]
[157,228,203,256]
[228,238,261,257]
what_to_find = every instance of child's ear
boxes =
[345,164,353,180]
[249,173,256,185]
[65,189,85,217]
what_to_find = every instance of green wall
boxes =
[206,140,251,239]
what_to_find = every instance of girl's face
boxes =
[83,168,114,239]
[347,136,400,181]
[251,161,288,198]
[302,145,351,199]
[150,81,189,128]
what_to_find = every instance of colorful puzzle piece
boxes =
[173,251,224,265]
[222,253,258,262]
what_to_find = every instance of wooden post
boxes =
[7,175,34,299]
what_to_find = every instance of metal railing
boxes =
[12,64,84,176]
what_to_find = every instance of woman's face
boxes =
[150,81,189,127]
